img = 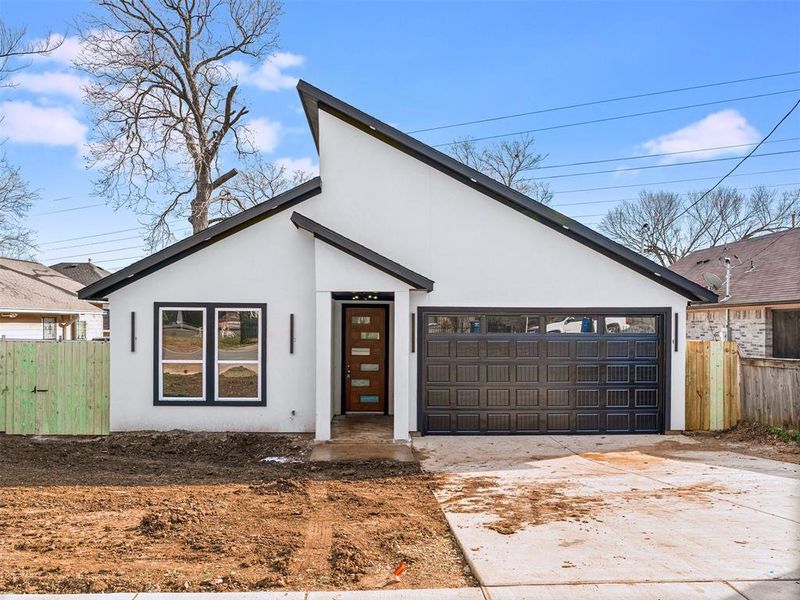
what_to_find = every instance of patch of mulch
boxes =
[684,421,800,464]
[0,431,474,593]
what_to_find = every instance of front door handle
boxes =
[346,365,351,379]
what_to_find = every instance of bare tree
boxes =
[75,0,283,246]
[0,19,63,85]
[449,135,553,204]
[213,156,312,220]
[600,186,800,266]
[0,153,38,258]
[0,18,64,257]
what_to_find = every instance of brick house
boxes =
[670,229,800,358]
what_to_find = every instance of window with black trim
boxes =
[155,303,266,405]
[42,317,57,340]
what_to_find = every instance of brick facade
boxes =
[687,307,769,357]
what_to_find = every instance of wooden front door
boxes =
[344,305,388,412]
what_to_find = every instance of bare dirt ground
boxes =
[0,432,474,594]
[682,422,800,464]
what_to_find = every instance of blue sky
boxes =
[1,0,799,271]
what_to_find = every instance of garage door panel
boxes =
[420,309,665,435]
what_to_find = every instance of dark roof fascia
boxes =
[79,177,323,300]
[296,80,717,303]
[688,298,800,309]
[290,212,435,291]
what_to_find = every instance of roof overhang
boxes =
[291,212,434,291]
[79,177,323,300]
[297,80,717,303]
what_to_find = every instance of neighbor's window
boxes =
[42,317,57,340]
[216,309,261,400]
[604,316,657,334]
[73,320,87,340]
[160,308,205,400]
[427,315,481,335]
[546,315,597,334]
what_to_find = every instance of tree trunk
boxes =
[190,181,211,233]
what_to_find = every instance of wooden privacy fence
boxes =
[0,340,109,435]
[685,340,740,431]
[739,357,800,429]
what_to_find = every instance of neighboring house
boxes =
[0,258,104,341]
[50,261,112,337]
[80,81,715,440]
[670,229,800,358]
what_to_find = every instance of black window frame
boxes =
[153,302,267,407]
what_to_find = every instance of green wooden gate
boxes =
[0,340,110,435]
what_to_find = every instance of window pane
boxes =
[218,310,259,360]
[42,317,57,340]
[360,363,380,371]
[351,378,370,387]
[162,309,203,359]
[427,315,481,335]
[487,315,541,334]
[360,331,380,340]
[605,316,657,334]
[351,347,370,356]
[360,394,380,404]
[352,316,371,324]
[163,363,203,398]
[546,316,597,334]
[218,363,258,398]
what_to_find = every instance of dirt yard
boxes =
[683,422,800,464]
[0,432,474,594]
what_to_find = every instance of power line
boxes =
[431,88,800,148]
[660,96,800,229]
[528,136,800,171]
[554,167,800,194]
[38,227,142,246]
[530,148,800,181]
[45,245,144,261]
[43,235,144,253]
[408,70,800,134]
[550,181,800,209]
[29,203,105,217]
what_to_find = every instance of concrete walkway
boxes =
[413,434,800,599]
[3,580,799,599]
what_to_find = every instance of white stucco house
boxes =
[80,81,716,441]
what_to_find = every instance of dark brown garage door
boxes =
[418,309,668,434]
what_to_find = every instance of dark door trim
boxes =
[341,303,390,415]
[416,306,672,435]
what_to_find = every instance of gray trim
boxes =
[79,178,323,300]
[291,212,435,291]
[296,80,716,303]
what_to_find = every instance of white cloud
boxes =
[245,117,283,152]
[30,34,83,65]
[276,156,318,176]
[228,52,306,92]
[0,100,86,149]
[10,71,88,100]
[642,109,760,163]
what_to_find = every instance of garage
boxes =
[418,308,669,435]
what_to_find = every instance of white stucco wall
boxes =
[107,104,694,433]
[107,213,318,432]
[301,110,691,431]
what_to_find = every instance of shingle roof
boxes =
[0,257,104,313]
[49,262,111,287]
[669,229,800,306]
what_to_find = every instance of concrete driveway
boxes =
[414,435,800,599]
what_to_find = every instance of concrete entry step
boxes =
[310,442,416,462]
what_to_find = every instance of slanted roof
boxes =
[50,262,111,287]
[79,177,323,300]
[291,212,435,291]
[670,229,800,307]
[0,257,103,313]
[297,80,716,303]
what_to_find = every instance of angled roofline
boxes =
[79,177,323,300]
[291,212,435,291]
[296,80,717,303]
